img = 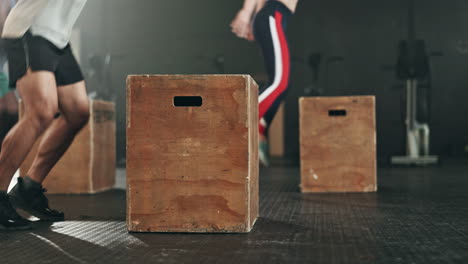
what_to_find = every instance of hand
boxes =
[246,28,255,42]
[230,9,255,41]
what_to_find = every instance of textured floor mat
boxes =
[1,166,467,263]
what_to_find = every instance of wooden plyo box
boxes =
[20,100,116,194]
[299,96,377,193]
[126,75,259,233]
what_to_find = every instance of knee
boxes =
[66,99,90,130]
[27,102,58,132]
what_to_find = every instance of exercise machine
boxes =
[391,0,438,165]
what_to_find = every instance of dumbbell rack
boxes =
[391,79,438,165]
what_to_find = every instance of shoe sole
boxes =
[9,196,64,222]
[0,224,32,231]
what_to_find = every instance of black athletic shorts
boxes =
[4,32,84,88]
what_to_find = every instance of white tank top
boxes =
[1,0,87,49]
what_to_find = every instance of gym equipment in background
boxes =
[299,96,377,193]
[126,75,259,233]
[296,53,344,97]
[391,0,438,165]
[87,54,118,101]
[303,53,323,96]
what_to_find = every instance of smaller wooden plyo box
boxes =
[299,96,377,193]
[20,100,116,194]
[126,75,259,233]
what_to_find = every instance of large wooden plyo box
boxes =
[299,96,377,193]
[127,75,259,233]
[20,100,116,194]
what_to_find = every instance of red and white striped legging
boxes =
[253,0,292,137]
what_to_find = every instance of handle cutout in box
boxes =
[173,96,203,107]
[329,109,347,116]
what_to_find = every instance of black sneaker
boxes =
[0,191,32,230]
[9,177,65,222]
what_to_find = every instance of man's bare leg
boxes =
[0,71,58,190]
[27,81,89,183]
[0,71,57,230]
[7,81,88,222]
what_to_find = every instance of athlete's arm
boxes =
[230,0,264,41]
[1,0,49,38]
[0,0,13,35]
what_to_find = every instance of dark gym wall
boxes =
[416,0,468,157]
[75,0,468,164]
[284,0,408,162]
[285,0,468,162]
[76,0,265,164]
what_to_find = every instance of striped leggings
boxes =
[253,0,292,137]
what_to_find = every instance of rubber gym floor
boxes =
[1,162,467,264]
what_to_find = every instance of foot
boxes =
[0,191,32,230]
[259,134,270,167]
[8,177,64,222]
